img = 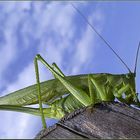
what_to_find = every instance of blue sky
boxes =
[0,1,140,139]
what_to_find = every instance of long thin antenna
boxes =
[71,3,131,73]
[134,42,140,75]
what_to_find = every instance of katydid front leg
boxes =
[114,83,139,105]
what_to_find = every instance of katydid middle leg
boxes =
[89,75,115,102]
[88,74,96,105]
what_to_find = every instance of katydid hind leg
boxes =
[35,54,91,106]
[52,63,65,77]
[34,56,47,129]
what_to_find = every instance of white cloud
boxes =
[0,2,33,88]
[0,27,17,88]
[2,59,53,96]
[0,111,41,139]
[2,63,35,95]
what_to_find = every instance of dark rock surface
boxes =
[35,102,140,139]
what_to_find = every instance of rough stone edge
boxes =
[35,124,57,139]
[35,101,139,139]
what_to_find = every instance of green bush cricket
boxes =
[0,4,139,130]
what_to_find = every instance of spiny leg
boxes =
[34,56,47,129]
[52,63,65,101]
[35,54,91,106]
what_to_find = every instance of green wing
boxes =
[0,75,88,106]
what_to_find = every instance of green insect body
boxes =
[0,4,140,129]
[0,72,139,119]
